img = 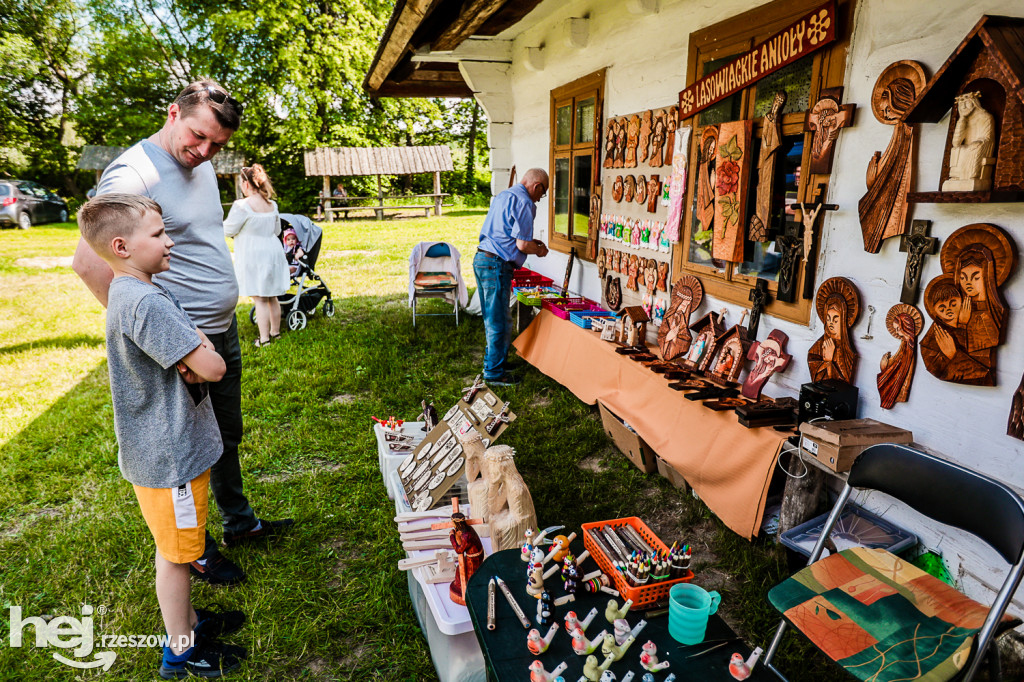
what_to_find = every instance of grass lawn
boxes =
[0,213,842,680]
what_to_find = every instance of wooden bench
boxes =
[319,193,451,221]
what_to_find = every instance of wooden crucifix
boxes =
[747,278,770,339]
[775,220,803,303]
[561,247,577,295]
[798,183,839,300]
[898,220,938,305]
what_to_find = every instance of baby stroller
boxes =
[248,215,334,331]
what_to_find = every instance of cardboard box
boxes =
[655,455,689,490]
[798,418,913,472]
[598,401,657,473]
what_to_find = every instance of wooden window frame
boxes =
[674,0,855,325]
[549,69,605,259]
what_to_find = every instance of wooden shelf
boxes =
[907,190,1024,204]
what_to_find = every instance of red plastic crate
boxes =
[582,517,694,608]
[512,274,554,287]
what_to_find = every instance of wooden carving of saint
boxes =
[638,110,653,163]
[448,511,484,606]
[657,275,703,361]
[695,126,719,234]
[876,304,923,409]
[625,114,641,167]
[807,277,860,385]
[604,119,616,168]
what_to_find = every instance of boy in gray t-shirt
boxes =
[78,194,246,678]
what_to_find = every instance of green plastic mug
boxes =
[668,583,721,644]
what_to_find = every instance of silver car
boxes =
[0,180,70,229]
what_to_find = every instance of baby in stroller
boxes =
[282,228,305,277]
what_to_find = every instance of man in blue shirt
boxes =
[474,168,550,386]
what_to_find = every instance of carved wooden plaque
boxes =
[707,326,750,384]
[741,329,791,401]
[808,277,860,385]
[639,110,653,164]
[613,118,627,168]
[624,175,636,203]
[658,276,704,361]
[876,303,923,409]
[612,175,624,202]
[625,114,640,167]
[712,119,754,262]
[604,119,616,169]
[805,87,855,175]
[646,175,662,213]
[695,126,719,235]
[750,91,786,242]
[636,174,648,205]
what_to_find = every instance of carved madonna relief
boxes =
[807,277,860,385]
[877,303,923,410]
[658,275,703,361]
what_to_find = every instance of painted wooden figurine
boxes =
[858,60,926,253]
[626,254,641,291]
[612,175,624,202]
[877,304,923,409]
[708,325,750,384]
[920,223,1015,386]
[741,329,791,400]
[656,262,669,292]
[624,175,636,203]
[695,126,719,234]
[749,91,787,242]
[448,507,484,606]
[942,91,996,192]
[808,277,861,385]
[713,119,754,262]
[635,174,648,205]
[805,87,855,175]
[646,175,661,213]
[658,276,703,363]
[604,119,617,168]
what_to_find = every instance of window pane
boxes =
[553,157,570,235]
[738,136,804,280]
[572,154,593,238]
[575,97,595,144]
[698,55,743,126]
[556,105,572,146]
[753,55,813,118]
[686,190,726,274]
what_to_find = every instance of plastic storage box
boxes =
[779,503,917,558]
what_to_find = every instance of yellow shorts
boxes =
[133,470,210,564]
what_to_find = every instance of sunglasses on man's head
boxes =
[202,85,243,115]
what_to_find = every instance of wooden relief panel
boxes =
[612,175,624,202]
[858,61,926,253]
[707,327,750,384]
[808,277,860,385]
[805,87,855,175]
[613,118,627,168]
[646,175,662,213]
[636,174,648,205]
[664,107,677,167]
[639,110,653,164]
[588,193,601,260]
[681,311,724,371]
[623,175,636,203]
[877,304,923,409]
[712,119,754,262]
[921,223,1015,386]
[605,276,622,311]
[643,258,658,295]
[604,119,616,168]
[626,254,641,291]
[695,126,719,236]
[741,329,791,401]
[749,91,786,242]
[650,109,668,167]
[656,262,669,292]
[597,247,607,279]
[625,114,640,167]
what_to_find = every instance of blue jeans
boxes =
[473,251,516,381]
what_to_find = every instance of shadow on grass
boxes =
[0,333,105,356]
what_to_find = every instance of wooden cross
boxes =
[485,402,511,435]
[898,220,939,305]
[775,220,803,303]
[747,278,770,339]
[797,183,839,300]
[463,374,485,404]
[561,247,577,295]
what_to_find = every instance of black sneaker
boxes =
[222,518,294,547]
[194,608,246,639]
[190,554,245,585]
[158,641,246,679]
[486,373,521,387]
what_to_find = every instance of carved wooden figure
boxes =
[665,107,678,166]
[625,114,641,167]
[643,258,658,295]
[682,310,725,371]
[612,175,624,202]
[597,248,607,279]
[920,223,1015,386]
[626,254,640,291]
[749,91,787,242]
[741,329,791,400]
[646,175,661,213]
[650,109,667,167]
[614,118,627,168]
[588,194,601,260]
[898,220,939,304]
[605,276,623,311]
[638,110,653,163]
[708,325,750,383]
[656,261,669,292]
[798,184,839,299]
[695,126,719,234]
[482,444,537,552]
[459,430,488,518]
[713,119,754,262]
[636,174,648,205]
[604,119,616,169]
[747,278,770,339]
[775,220,803,303]
[858,60,926,253]
[877,304,923,409]
[449,506,484,606]
[624,175,636,203]
[805,87,855,175]
[943,91,996,191]
[808,277,861,385]
[658,275,704,361]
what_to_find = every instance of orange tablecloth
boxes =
[513,309,785,539]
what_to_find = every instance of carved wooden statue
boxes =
[858,60,926,253]
[921,223,1015,386]
[614,118,627,168]
[749,91,786,242]
[741,329,791,400]
[604,119,616,168]
[898,220,939,304]
[658,275,703,361]
[588,193,601,260]
[806,87,855,175]
[612,175,624,202]
[942,91,996,192]
[625,114,641,167]
[877,303,923,409]
[449,508,484,606]
[635,174,648,205]
[695,126,719,234]
[808,277,860,385]
[713,119,753,262]
[638,110,653,164]
[650,110,667,167]
[624,175,636,203]
[643,258,658,295]
[481,444,537,552]
[646,175,661,213]
[459,429,488,516]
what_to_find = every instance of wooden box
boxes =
[799,419,914,473]
[598,401,657,473]
[655,454,689,491]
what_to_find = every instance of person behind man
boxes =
[473,168,549,386]
[72,80,292,586]
[78,194,246,677]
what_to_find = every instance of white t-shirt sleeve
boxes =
[97,163,149,197]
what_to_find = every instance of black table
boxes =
[465,546,775,681]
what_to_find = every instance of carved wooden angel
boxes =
[625,114,640,167]
[877,303,922,409]
[656,261,668,292]
[808,277,860,385]
[650,109,667,166]
[604,119,617,169]
[626,254,641,291]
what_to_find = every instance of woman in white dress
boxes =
[224,164,289,346]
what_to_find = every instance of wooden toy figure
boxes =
[527,623,559,655]
[448,507,484,606]
[639,641,670,672]
[529,660,568,682]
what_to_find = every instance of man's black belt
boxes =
[477,248,505,261]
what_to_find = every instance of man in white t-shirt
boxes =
[73,81,293,585]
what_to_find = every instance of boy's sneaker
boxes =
[486,373,521,387]
[222,518,294,547]
[195,608,246,639]
[159,641,246,679]
[190,553,245,585]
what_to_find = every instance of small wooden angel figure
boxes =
[643,258,658,295]
[626,255,641,291]
[636,174,648,205]
[448,507,484,606]
[650,110,667,167]
[630,220,642,248]
[656,262,669,291]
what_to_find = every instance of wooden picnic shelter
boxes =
[303,145,454,221]
[78,145,247,199]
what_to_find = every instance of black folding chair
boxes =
[763,443,1024,682]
